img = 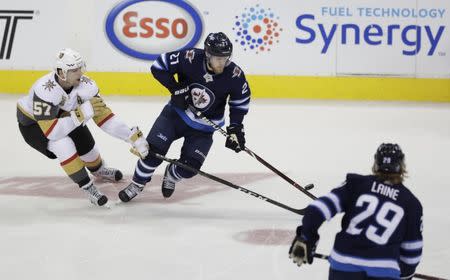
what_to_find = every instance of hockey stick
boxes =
[144,149,306,215]
[313,253,448,280]
[188,105,317,200]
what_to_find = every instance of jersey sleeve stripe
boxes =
[325,192,342,213]
[229,103,249,111]
[152,60,164,71]
[96,113,115,127]
[152,54,168,71]
[399,255,421,265]
[311,200,332,220]
[160,52,168,69]
[229,96,250,105]
[400,241,423,250]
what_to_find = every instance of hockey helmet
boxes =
[374,143,405,174]
[54,48,86,81]
[204,32,233,57]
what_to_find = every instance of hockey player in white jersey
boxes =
[16,48,149,206]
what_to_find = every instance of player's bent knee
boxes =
[139,143,166,166]
[177,156,203,179]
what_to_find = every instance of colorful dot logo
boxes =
[232,5,282,53]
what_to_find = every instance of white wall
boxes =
[1,0,449,77]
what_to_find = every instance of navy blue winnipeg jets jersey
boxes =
[151,48,251,132]
[302,174,423,279]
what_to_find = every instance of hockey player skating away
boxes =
[289,143,423,280]
[119,32,251,202]
[16,48,149,206]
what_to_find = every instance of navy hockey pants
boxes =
[133,105,213,184]
[329,268,396,280]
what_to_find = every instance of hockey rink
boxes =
[1,94,449,279]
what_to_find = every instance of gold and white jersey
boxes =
[17,72,133,142]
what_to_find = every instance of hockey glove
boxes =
[71,101,95,126]
[289,226,317,267]
[70,97,106,126]
[89,96,107,116]
[127,127,149,159]
[225,124,245,153]
[171,85,191,110]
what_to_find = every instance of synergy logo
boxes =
[232,5,282,53]
[105,0,203,60]
[295,6,446,56]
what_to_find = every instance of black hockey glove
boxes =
[289,226,318,267]
[225,124,245,153]
[171,85,191,110]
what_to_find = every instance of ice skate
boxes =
[82,182,108,206]
[118,181,144,202]
[161,164,178,198]
[92,164,123,182]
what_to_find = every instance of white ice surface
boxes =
[1,95,449,279]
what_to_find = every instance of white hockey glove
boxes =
[127,127,149,159]
[71,101,94,126]
[70,97,106,126]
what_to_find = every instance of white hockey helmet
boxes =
[54,48,86,80]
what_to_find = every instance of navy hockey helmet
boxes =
[374,143,405,174]
[204,32,233,57]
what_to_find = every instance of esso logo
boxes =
[105,0,203,60]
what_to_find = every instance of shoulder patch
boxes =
[76,75,99,100]
[185,49,195,64]
[43,79,57,91]
[80,76,93,85]
[232,66,242,78]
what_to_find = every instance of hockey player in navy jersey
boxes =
[118,32,251,202]
[289,143,423,280]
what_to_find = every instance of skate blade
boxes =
[102,200,116,209]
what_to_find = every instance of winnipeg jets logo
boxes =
[203,73,213,83]
[189,83,215,111]
[191,88,211,109]
[43,80,56,91]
